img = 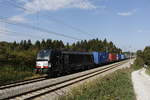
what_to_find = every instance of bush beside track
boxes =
[58,68,136,100]
[146,67,150,75]
[0,66,40,86]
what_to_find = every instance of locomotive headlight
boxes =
[49,63,51,68]
[36,62,41,66]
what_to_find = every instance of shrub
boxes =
[59,68,136,100]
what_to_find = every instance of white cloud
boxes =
[117,9,137,16]
[7,15,28,23]
[137,30,143,33]
[71,1,96,9]
[117,12,133,16]
[20,0,96,13]
[137,30,150,33]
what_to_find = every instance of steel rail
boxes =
[3,60,128,100]
[0,75,47,90]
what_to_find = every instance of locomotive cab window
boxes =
[37,50,51,61]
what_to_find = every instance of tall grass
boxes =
[131,64,142,71]
[59,68,136,100]
[0,65,39,85]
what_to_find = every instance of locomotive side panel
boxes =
[62,52,94,73]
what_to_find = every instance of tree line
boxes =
[0,38,122,69]
[135,46,150,67]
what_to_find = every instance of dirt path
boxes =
[132,68,150,100]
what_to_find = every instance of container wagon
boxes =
[92,52,109,65]
[117,54,122,61]
[109,53,117,62]
[36,49,127,77]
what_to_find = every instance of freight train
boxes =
[35,49,126,77]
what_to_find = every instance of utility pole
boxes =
[129,45,132,65]
[105,47,108,53]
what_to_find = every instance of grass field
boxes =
[59,68,136,100]
[0,66,39,85]
[131,64,142,71]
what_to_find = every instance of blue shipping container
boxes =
[99,52,109,63]
[92,52,109,64]
[92,52,99,64]
[117,54,122,61]
[121,54,125,60]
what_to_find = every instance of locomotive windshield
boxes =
[37,50,51,60]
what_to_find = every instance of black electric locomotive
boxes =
[36,49,94,77]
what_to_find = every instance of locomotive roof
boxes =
[62,51,92,55]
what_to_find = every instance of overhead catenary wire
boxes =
[1,0,82,40]
[0,28,43,39]
[0,31,32,39]
[43,0,93,36]
[0,19,82,40]
[42,14,93,36]
[6,0,93,36]
[0,30,33,39]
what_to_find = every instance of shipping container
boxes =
[108,53,117,62]
[99,52,109,63]
[92,52,99,64]
[117,54,122,61]
[92,52,109,64]
[121,54,125,60]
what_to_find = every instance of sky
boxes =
[0,0,150,52]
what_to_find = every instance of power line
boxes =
[43,14,93,36]
[0,28,43,39]
[43,0,93,36]
[6,0,93,36]
[2,0,82,40]
[0,19,81,40]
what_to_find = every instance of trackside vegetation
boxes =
[58,68,136,100]
[0,38,123,85]
[146,67,150,75]
[0,66,40,85]
[133,46,150,72]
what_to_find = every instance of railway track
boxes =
[0,75,47,90]
[0,60,129,100]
